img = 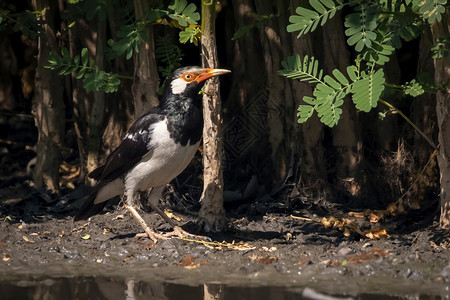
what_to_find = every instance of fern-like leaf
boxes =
[278,55,324,83]
[313,82,345,126]
[344,4,378,52]
[351,68,385,112]
[297,104,315,123]
[287,0,345,38]
[403,79,425,97]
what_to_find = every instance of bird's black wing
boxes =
[89,112,165,183]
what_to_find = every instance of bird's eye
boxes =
[182,73,195,81]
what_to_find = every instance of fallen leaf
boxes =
[112,215,124,220]
[345,248,389,263]
[178,256,196,266]
[164,210,182,222]
[72,222,90,233]
[184,261,207,269]
[2,254,10,262]
[348,211,365,218]
[81,234,90,240]
[30,233,38,236]
[363,227,389,239]
[249,255,278,264]
[290,215,314,222]
[232,217,245,224]
[22,236,34,243]
[123,257,132,262]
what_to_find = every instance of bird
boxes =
[74,66,231,242]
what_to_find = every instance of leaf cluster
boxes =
[283,0,449,128]
[46,48,120,93]
[0,9,44,39]
[279,55,385,127]
[287,0,448,66]
[106,0,201,60]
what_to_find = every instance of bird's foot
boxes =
[135,226,211,242]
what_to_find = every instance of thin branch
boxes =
[379,99,437,149]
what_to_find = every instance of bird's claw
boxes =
[135,226,211,243]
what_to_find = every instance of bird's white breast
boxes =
[124,119,200,193]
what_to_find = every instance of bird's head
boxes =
[164,66,231,98]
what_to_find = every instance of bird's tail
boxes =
[73,189,108,221]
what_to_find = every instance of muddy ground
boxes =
[0,115,449,299]
[0,179,449,299]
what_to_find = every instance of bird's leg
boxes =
[144,196,209,240]
[124,203,160,243]
[123,192,170,243]
[140,186,211,241]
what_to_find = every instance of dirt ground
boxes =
[0,179,449,299]
[0,114,449,299]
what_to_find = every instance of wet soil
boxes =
[0,114,449,299]
[0,182,449,299]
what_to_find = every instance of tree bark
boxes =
[131,0,159,118]
[321,12,360,194]
[254,1,296,188]
[290,0,329,196]
[32,0,65,193]
[431,9,450,229]
[85,18,107,181]
[198,0,226,232]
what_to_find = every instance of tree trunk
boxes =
[290,0,329,196]
[85,18,107,181]
[431,9,450,229]
[131,0,159,117]
[254,1,296,188]
[68,18,91,182]
[198,0,226,232]
[321,12,360,196]
[32,0,65,193]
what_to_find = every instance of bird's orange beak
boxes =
[196,68,231,83]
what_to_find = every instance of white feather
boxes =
[170,77,189,94]
[94,178,124,204]
[124,119,199,199]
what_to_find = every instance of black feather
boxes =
[89,112,165,183]
[73,185,111,221]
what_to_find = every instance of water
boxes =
[0,275,447,300]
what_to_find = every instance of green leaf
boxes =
[332,69,349,86]
[352,69,385,112]
[76,67,86,79]
[324,75,341,90]
[81,48,89,66]
[168,0,199,26]
[403,79,425,96]
[297,104,315,123]
[310,0,326,14]
[287,0,345,37]
[81,234,90,240]
[278,55,324,83]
